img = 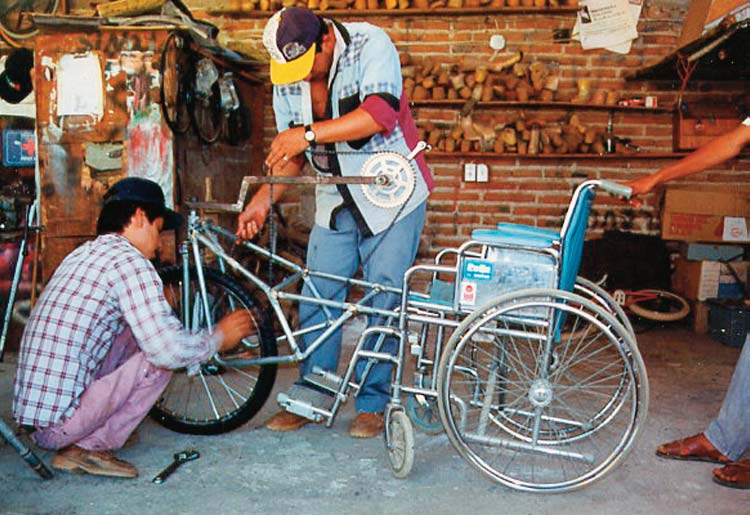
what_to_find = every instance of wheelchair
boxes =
[393,179,648,492]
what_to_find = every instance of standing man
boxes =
[237,7,433,438]
[625,118,750,489]
[14,177,253,478]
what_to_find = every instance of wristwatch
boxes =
[304,124,316,146]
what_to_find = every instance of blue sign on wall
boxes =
[2,129,36,167]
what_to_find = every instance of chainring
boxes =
[359,151,417,209]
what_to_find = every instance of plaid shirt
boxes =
[13,234,218,428]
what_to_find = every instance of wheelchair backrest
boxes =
[558,183,596,293]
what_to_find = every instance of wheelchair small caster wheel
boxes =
[385,410,415,479]
[405,393,444,435]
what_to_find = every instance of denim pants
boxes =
[297,202,426,414]
[705,334,750,460]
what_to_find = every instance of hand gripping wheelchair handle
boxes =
[597,180,632,200]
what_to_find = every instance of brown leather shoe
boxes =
[349,412,385,438]
[51,446,138,478]
[713,460,750,489]
[656,433,731,464]
[265,411,313,431]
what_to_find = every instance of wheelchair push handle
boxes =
[597,180,632,200]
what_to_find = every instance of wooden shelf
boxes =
[424,151,694,159]
[411,100,675,113]
[206,6,579,18]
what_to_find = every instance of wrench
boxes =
[152,449,200,484]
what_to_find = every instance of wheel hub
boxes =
[528,379,553,408]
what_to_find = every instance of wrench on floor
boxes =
[152,449,200,484]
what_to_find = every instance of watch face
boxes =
[305,130,315,142]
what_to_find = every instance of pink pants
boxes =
[33,328,172,451]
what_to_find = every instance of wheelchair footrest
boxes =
[277,392,330,423]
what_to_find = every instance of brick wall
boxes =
[67,0,750,261]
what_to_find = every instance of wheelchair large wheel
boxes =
[150,266,277,435]
[575,276,635,338]
[437,288,648,492]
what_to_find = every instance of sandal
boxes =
[713,460,750,489]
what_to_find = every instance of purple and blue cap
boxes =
[262,7,323,85]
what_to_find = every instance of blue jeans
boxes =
[297,203,426,413]
[705,334,750,460]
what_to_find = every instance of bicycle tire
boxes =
[159,32,192,135]
[150,265,277,435]
[0,0,58,42]
[574,276,636,339]
[189,80,223,144]
[628,289,690,322]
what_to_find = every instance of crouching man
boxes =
[13,177,253,478]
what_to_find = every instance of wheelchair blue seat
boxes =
[472,227,556,250]
[495,222,560,240]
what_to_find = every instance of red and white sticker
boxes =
[460,281,477,305]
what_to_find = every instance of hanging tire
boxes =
[149,265,277,435]
[0,0,58,43]
[159,31,192,135]
[190,81,223,144]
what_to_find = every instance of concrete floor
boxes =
[0,323,747,515]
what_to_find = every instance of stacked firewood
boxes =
[230,0,569,11]
[418,113,612,155]
[401,53,565,103]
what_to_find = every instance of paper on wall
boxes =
[604,0,644,54]
[723,217,749,241]
[574,0,639,51]
[56,53,104,120]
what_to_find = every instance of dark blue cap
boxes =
[104,177,182,230]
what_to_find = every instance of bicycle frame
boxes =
[179,208,404,370]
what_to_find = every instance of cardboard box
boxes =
[679,0,750,46]
[672,257,750,301]
[681,242,746,261]
[662,186,750,243]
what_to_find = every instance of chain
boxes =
[261,148,420,331]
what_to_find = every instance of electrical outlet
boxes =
[476,163,489,183]
[464,163,476,182]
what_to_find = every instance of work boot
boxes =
[265,411,312,431]
[51,446,138,478]
[349,412,385,438]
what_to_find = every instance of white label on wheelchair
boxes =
[463,259,494,281]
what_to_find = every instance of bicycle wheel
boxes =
[159,32,192,135]
[627,289,690,322]
[575,276,635,338]
[190,77,223,144]
[150,265,277,435]
[0,0,58,43]
[437,288,648,492]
